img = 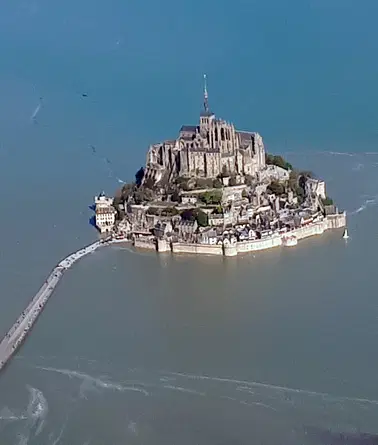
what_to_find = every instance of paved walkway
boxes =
[0,238,111,373]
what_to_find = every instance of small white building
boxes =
[208,214,224,226]
[200,228,218,245]
[95,194,117,233]
[181,194,198,205]
[246,206,254,219]
[237,212,249,224]
[305,178,326,200]
[95,193,114,208]
[154,220,173,238]
[95,207,116,233]
[117,219,131,234]
[222,185,246,204]
[266,165,290,181]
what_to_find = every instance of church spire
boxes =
[203,74,209,112]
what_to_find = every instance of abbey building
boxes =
[144,76,266,184]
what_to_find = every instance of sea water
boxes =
[1,0,378,443]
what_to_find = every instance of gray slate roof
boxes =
[200,111,214,117]
[180,125,197,132]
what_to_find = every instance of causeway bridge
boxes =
[0,238,111,373]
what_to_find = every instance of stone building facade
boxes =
[144,79,266,185]
[94,193,116,233]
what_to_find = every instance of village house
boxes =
[117,219,131,235]
[222,185,247,204]
[237,209,249,224]
[94,193,117,233]
[153,221,173,238]
[208,214,224,227]
[199,228,218,245]
[180,194,198,205]
[305,178,326,200]
[265,165,290,181]
[176,220,198,241]
[95,206,117,233]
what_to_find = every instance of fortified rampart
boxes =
[172,242,223,255]
[136,212,346,257]
[157,238,171,252]
[235,234,283,255]
[134,238,156,250]
[290,221,325,240]
[326,212,346,229]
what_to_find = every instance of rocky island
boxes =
[94,77,346,256]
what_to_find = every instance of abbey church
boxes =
[144,77,266,184]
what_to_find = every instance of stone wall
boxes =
[132,213,347,256]
[222,185,247,203]
[134,238,156,250]
[224,245,237,256]
[172,242,223,255]
[236,235,282,254]
[290,222,325,240]
[326,212,346,229]
[157,238,171,252]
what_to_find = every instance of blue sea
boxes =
[1,0,378,443]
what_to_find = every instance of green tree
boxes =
[295,185,305,205]
[134,186,154,204]
[199,192,211,205]
[199,190,222,205]
[175,176,190,191]
[288,171,299,191]
[266,154,293,171]
[112,196,124,221]
[196,178,213,189]
[171,191,180,202]
[212,191,222,204]
[322,197,334,206]
[196,178,206,188]
[121,182,135,199]
[147,207,160,215]
[161,207,179,216]
[175,176,186,185]
[267,181,284,195]
[196,210,208,227]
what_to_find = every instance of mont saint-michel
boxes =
[94,79,346,256]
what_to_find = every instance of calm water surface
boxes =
[1,0,378,443]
